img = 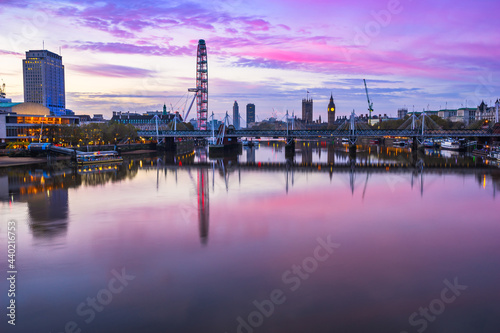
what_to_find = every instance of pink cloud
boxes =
[70,64,156,78]
[241,18,271,31]
[0,49,22,56]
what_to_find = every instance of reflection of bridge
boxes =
[177,161,494,172]
[161,158,499,198]
[138,128,499,138]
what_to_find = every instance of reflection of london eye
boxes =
[198,169,209,244]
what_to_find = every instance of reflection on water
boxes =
[1,144,499,333]
[1,144,499,242]
[198,169,209,245]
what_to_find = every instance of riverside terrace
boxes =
[137,128,500,139]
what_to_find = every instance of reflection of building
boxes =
[4,171,69,237]
[246,103,255,127]
[302,98,313,123]
[198,169,209,245]
[328,144,335,165]
[1,163,137,238]
[23,50,66,116]
[32,190,68,222]
[300,143,313,164]
[0,175,8,201]
[233,101,240,129]
[246,147,255,163]
[327,94,336,125]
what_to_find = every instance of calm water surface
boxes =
[1,143,499,333]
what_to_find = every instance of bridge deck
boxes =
[138,128,499,138]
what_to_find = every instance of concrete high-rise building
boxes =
[246,103,255,127]
[327,94,336,125]
[233,101,240,129]
[302,98,313,123]
[23,50,65,116]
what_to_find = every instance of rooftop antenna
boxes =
[59,46,61,55]
[43,40,45,50]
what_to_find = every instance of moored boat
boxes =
[76,151,123,164]
[488,148,500,160]
[392,140,407,147]
[440,138,461,151]
[422,139,437,148]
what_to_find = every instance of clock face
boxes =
[330,108,335,112]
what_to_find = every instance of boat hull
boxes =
[77,158,123,165]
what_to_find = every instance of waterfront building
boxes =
[233,101,240,129]
[246,103,255,127]
[327,94,336,125]
[436,101,499,125]
[0,105,79,143]
[302,98,313,123]
[76,114,107,125]
[111,111,178,126]
[475,101,498,123]
[23,50,66,116]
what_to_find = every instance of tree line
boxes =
[43,122,138,146]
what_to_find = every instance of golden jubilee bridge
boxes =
[138,128,499,139]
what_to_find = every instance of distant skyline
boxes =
[1,0,499,123]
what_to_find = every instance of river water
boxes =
[1,143,499,333]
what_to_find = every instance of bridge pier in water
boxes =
[285,138,295,158]
[157,138,195,155]
[349,142,357,160]
[412,136,418,151]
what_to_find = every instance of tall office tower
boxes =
[246,103,255,127]
[327,94,336,125]
[302,98,313,123]
[23,50,65,116]
[233,101,240,129]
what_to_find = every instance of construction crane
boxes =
[363,79,373,121]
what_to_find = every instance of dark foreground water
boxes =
[1,143,500,333]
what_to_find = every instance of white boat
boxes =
[488,148,500,160]
[440,138,461,150]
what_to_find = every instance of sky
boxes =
[1,0,499,123]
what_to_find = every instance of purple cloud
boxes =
[66,42,194,56]
[70,64,156,78]
[0,49,22,56]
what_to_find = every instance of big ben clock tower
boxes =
[327,93,336,125]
